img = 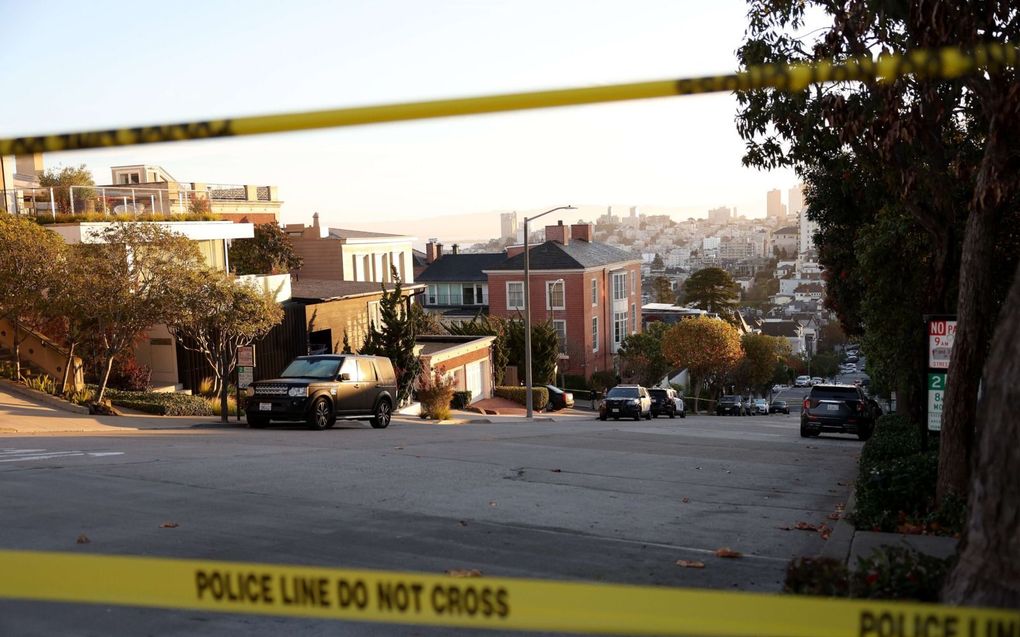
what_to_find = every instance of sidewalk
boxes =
[0,384,229,434]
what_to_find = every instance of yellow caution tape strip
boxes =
[1,43,1017,156]
[1,550,1018,636]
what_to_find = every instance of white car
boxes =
[795,376,810,387]
[753,398,769,415]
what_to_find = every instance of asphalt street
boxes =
[1,409,862,636]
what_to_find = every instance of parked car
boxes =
[811,377,824,386]
[800,384,874,440]
[752,398,769,415]
[648,388,678,418]
[716,395,745,416]
[544,385,575,411]
[674,394,686,418]
[795,375,811,387]
[599,385,652,421]
[245,354,396,430]
[845,354,859,363]
[770,399,790,414]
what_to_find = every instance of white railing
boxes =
[0,185,204,219]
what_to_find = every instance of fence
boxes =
[0,185,208,219]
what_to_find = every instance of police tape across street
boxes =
[1,550,1017,636]
[0,42,1016,156]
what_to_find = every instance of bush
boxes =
[107,356,151,392]
[851,546,955,602]
[104,388,213,416]
[858,415,921,471]
[494,385,549,411]
[783,557,851,597]
[417,368,455,420]
[450,391,473,410]
[24,374,56,394]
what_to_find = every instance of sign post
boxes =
[236,346,256,423]
[925,316,956,442]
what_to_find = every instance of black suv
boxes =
[716,395,745,416]
[245,355,397,430]
[648,388,677,418]
[800,384,873,440]
[599,385,652,421]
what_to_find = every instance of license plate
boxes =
[611,408,619,413]
[826,404,839,411]
[259,403,272,411]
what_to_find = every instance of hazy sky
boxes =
[2,0,804,230]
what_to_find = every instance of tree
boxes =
[651,253,665,270]
[45,243,101,393]
[651,276,675,304]
[167,272,283,422]
[619,322,672,387]
[504,318,559,386]
[661,317,742,412]
[682,268,740,321]
[38,164,95,215]
[0,215,66,379]
[740,333,791,397]
[446,313,510,386]
[228,223,303,275]
[84,223,205,403]
[409,302,444,336]
[358,268,421,405]
[737,1,1020,605]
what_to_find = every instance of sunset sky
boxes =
[2,0,809,235]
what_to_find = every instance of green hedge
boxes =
[784,547,954,602]
[105,388,214,416]
[494,386,549,411]
[451,391,473,410]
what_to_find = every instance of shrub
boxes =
[64,387,96,405]
[450,390,473,410]
[33,212,221,225]
[783,557,850,597]
[417,368,455,420]
[197,377,216,397]
[107,356,151,392]
[494,385,549,411]
[851,546,955,602]
[24,374,56,394]
[858,415,921,471]
[104,388,213,416]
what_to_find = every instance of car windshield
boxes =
[607,387,639,398]
[755,399,767,405]
[720,395,738,404]
[648,389,667,397]
[772,400,787,406]
[279,357,342,380]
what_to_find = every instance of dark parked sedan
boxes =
[770,399,789,414]
[544,385,575,411]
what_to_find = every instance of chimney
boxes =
[506,245,525,259]
[570,223,593,242]
[426,241,440,264]
[312,211,320,229]
[544,220,569,245]
[451,243,459,255]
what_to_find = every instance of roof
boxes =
[760,320,801,338]
[290,279,424,302]
[418,253,508,282]
[775,226,799,235]
[326,228,413,241]
[487,240,638,271]
[794,283,825,293]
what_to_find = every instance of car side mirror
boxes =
[339,373,351,381]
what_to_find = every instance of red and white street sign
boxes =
[928,319,956,369]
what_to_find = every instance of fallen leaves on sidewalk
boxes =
[819,524,832,541]
[159,521,179,529]
[714,548,743,558]
[458,520,468,527]
[488,501,497,507]
[826,512,841,520]
[446,569,482,578]
[675,560,705,569]
[75,533,90,544]
[794,521,820,531]
[681,497,690,503]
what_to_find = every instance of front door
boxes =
[334,357,360,414]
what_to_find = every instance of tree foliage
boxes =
[38,164,95,214]
[445,313,510,386]
[652,276,674,304]
[662,317,742,411]
[682,268,740,321]
[167,272,282,422]
[740,333,792,396]
[358,269,421,405]
[619,322,673,387]
[504,318,559,386]
[228,223,303,275]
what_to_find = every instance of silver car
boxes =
[752,398,769,415]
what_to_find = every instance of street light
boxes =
[524,205,575,418]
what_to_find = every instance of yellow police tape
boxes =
[1,43,1017,156]
[1,550,1017,636]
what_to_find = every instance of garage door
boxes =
[466,361,483,403]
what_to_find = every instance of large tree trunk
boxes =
[219,349,230,423]
[95,355,116,404]
[60,342,76,395]
[941,262,1020,608]
[938,118,1012,502]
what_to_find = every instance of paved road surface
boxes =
[1,410,861,635]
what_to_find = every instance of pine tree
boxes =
[358,268,422,404]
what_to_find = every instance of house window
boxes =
[130,173,140,184]
[553,320,567,353]
[614,311,627,345]
[427,285,437,305]
[631,271,636,296]
[506,281,525,310]
[546,280,565,310]
[612,272,626,301]
[591,278,598,306]
[592,317,599,352]
[463,284,475,305]
[631,303,637,334]
[478,284,488,305]
[368,301,382,328]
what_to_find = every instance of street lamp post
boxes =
[524,206,575,419]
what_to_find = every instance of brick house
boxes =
[484,222,642,378]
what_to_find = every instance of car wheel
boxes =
[680,411,686,419]
[633,411,641,421]
[799,421,811,438]
[645,410,652,420]
[370,399,392,429]
[599,414,607,421]
[668,409,675,419]
[306,397,334,430]
[247,415,270,429]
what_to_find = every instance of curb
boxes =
[0,380,90,415]
[820,488,857,564]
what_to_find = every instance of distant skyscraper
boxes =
[500,211,518,240]
[766,189,783,219]
[799,208,818,253]
[788,184,805,218]
[707,206,732,223]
